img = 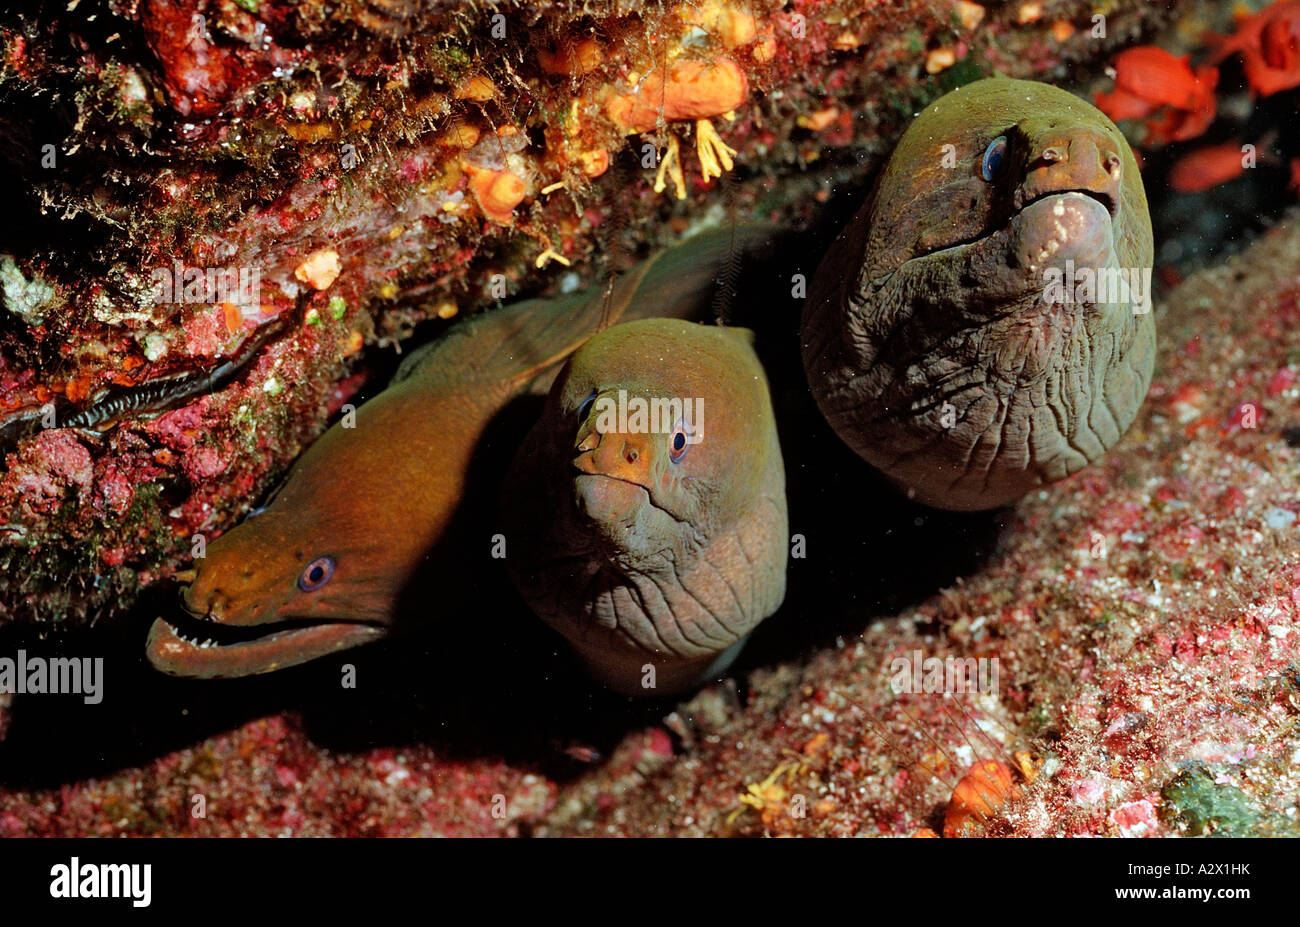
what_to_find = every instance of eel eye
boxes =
[669,421,690,463]
[577,392,597,421]
[298,556,335,592]
[981,136,1008,182]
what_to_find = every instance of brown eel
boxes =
[801,78,1155,511]
[502,318,787,695]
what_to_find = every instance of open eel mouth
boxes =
[146,605,386,679]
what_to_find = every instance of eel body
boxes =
[801,78,1155,510]
[146,226,782,687]
[502,319,788,695]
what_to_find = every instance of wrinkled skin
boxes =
[802,78,1155,510]
[502,319,788,695]
[146,226,776,679]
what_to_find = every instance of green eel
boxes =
[502,319,787,694]
[146,226,787,691]
[801,78,1155,511]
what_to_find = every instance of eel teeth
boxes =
[174,630,217,648]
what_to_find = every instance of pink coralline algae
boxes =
[1,432,95,517]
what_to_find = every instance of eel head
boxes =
[803,77,1155,511]
[147,504,391,678]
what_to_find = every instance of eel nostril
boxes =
[1041,146,1064,163]
[1104,153,1122,179]
[624,443,639,464]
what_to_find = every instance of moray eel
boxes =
[801,78,1155,510]
[146,226,777,681]
[501,319,788,695]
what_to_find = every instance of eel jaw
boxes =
[1018,186,1116,220]
[912,187,1117,270]
[146,614,387,679]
